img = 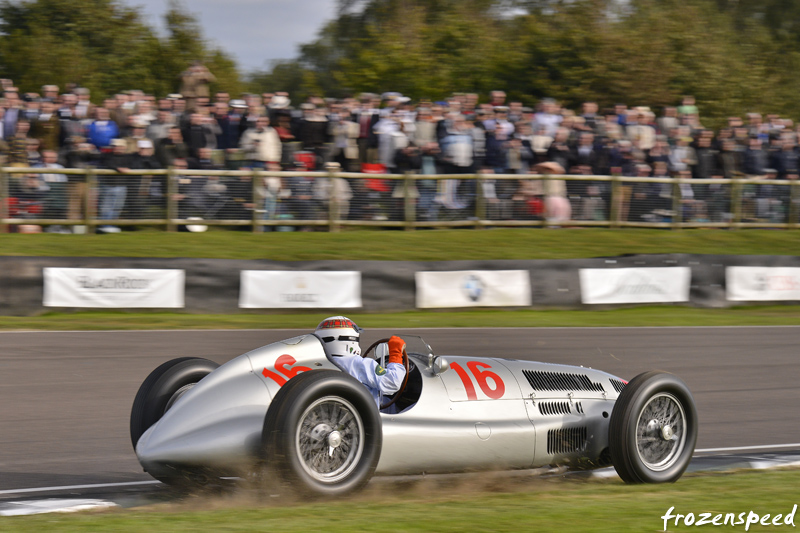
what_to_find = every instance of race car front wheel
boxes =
[609,371,698,483]
[262,369,382,496]
[130,357,220,451]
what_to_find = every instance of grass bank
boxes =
[4,469,798,532]
[5,305,800,330]
[2,229,799,260]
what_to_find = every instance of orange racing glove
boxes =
[387,335,405,365]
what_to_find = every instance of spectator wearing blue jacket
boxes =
[87,107,120,150]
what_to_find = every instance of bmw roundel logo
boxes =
[462,275,484,302]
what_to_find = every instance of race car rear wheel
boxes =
[262,369,381,496]
[609,371,698,483]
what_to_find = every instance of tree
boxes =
[0,0,242,100]
[0,0,163,97]
[250,0,800,126]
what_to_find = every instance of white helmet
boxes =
[315,316,362,357]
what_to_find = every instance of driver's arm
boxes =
[343,336,406,395]
[354,358,406,395]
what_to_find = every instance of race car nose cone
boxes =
[661,425,674,441]
[327,430,343,448]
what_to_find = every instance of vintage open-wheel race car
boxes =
[131,332,698,495]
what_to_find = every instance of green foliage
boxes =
[0,0,242,101]
[250,0,800,125]
[248,60,310,100]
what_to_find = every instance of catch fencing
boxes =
[2,166,799,232]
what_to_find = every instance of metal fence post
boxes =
[85,167,97,234]
[609,175,620,228]
[166,166,177,232]
[475,173,485,229]
[790,179,799,228]
[328,168,340,233]
[671,177,682,230]
[404,172,415,231]
[731,177,742,228]
[542,175,553,229]
[252,169,260,233]
[0,166,8,234]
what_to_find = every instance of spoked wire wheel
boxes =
[609,371,698,483]
[296,396,365,483]
[263,370,382,496]
[635,392,687,471]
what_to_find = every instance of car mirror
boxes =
[431,356,449,375]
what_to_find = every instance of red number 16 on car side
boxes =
[450,361,506,400]
[262,354,311,386]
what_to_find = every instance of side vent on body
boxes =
[547,426,589,455]
[523,370,606,392]
[610,379,627,393]
[538,401,572,416]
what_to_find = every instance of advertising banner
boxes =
[239,271,362,308]
[726,267,800,301]
[579,267,691,305]
[415,270,531,308]
[43,268,185,308]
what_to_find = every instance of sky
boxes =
[130,0,339,72]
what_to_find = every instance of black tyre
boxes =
[262,370,382,496]
[609,371,698,483]
[130,357,220,450]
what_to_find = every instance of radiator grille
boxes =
[610,379,627,393]
[547,427,589,455]
[523,370,606,392]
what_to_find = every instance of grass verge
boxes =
[3,469,798,532]
[7,305,800,330]
[2,228,800,260]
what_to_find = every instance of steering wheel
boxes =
[361,337,410,411]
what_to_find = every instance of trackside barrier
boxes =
[2,254,800,316]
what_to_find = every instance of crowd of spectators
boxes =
[0,66,797,232]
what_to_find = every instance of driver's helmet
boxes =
[315,316,362,357]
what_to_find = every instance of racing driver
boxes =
[314,316,406,407]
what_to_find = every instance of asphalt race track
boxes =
[1,326,799,493]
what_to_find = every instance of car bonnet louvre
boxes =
[610,379,627,393]
[547,426,589,455]
[523,370,606,393]
[537,401,573,416]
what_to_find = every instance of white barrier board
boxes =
[239,271,362,308]
[43,268,185,308]
[416,270,531,308]
[727,266,800,301]
[579,267,691,304]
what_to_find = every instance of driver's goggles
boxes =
[322,335,359,343]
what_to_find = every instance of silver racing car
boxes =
[131,333,698,495]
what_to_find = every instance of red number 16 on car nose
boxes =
[450,361,506,400]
